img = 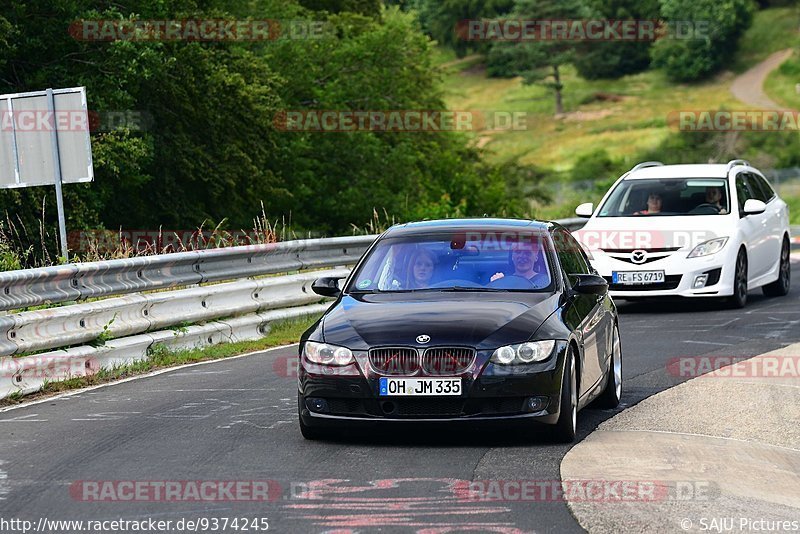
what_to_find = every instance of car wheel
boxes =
[592,324,622,409]
[299,415,329,440]
[762,239,790,297]
[551,348,577,443]
[728,249,748,309]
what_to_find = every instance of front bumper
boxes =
[590,249,735,298]
[298,342,568,427]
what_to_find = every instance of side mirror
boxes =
[572,273,608,295]
[742,199,766,216]
[575,203,594,218]
[312,277,343,298]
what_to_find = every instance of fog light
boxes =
[693,274,708,289]
[526,396,549,412]
[306,397,329,413]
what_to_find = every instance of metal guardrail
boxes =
[0,219,588,400]
[0,235,375,312]
[2,269,350,357]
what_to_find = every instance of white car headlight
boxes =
[687,237,728,258]
[491,340,556,365]
[303,341,354,366]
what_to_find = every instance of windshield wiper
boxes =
[435,286,508,292]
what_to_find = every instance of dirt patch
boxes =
[558,109,615,122]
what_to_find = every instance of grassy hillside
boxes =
[765,49,800,109]
[437,7,798,172]
[434,7,800,221]
[732,7,800,73]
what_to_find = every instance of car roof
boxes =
[624,164,734,180]
[384,218,552,237]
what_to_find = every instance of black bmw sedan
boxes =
[298,218,622,442]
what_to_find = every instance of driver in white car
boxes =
[704,186,728,214]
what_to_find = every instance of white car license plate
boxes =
[612,270,665,285]
[379,377,461,396]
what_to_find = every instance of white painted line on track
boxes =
[0,343,299,415]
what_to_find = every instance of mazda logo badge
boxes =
[631,249,647,264]
[416,335,431,344]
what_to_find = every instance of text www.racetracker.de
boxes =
[0,516,270,533]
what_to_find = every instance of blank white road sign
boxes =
[0,87,94,189]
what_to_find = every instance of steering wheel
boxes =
[487,275,536,290]
[689,203,721,215]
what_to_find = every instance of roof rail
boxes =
[726,159,750,171]
[630,161,664,172]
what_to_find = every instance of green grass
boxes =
[784,195,800,225]
[0,313,320,406]
[437,7,800,174]
[764,49,800,109]
[732,7,800,73]
[441,59,739,171]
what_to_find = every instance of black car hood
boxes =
[321,291,562,350]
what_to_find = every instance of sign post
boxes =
[0,86,94,263]
[46,88,70,261]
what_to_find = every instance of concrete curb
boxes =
[561,344,800,532]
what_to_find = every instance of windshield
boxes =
[347,230,556,293]
[597,178,730,217]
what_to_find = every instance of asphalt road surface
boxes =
[1,261,799,534]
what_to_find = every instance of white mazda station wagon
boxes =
[572,160,791,308]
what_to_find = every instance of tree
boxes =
[572,0,660,80]
[415,0,514,57]
[486,0,586,115]
[0,0,537,264]
[651,0,755,82]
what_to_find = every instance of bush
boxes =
[573,0,659,80]
[652,0,756,82]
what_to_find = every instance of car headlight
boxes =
[491,340,556,365]
[687,237,728,258]
[303,341,354,366]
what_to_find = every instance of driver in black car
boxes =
[703,186,728,214]
[489,240,547,287]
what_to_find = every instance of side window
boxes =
[744,173,769,203]
[752,174,776,202]
[554,229,591,276]
[735,174,754,212]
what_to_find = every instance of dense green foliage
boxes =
[0,0,534,264]
[417,0,756,83]
[652,0,756,81]
[572,0,659,79]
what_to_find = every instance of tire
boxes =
[299,416,329,440]
[762,239,790,297]
[592,324,622,409]
[551,348,577,443]
[728,249,748,309]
